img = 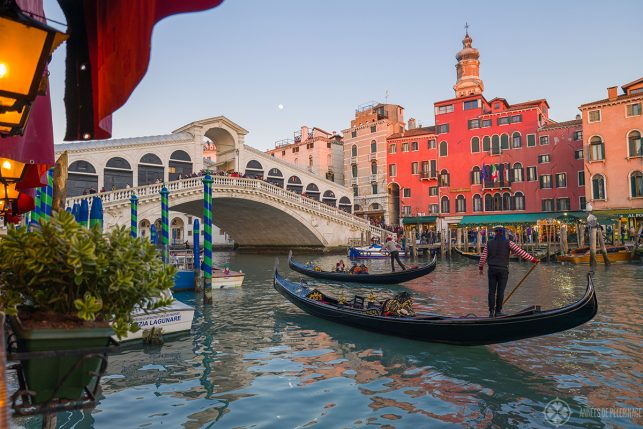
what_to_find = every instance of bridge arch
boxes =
[68,160,98,196]
[339,196,352,213]
[305,183,320,200]
[322,190,336,207]
[287,175,303,193]
[266,167,284,187]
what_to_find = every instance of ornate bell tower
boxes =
[454,24,484,98]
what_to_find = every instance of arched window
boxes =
[138,153,164,186]
[170,217,184,245]
[287,175,303,193]
[351,145,357,157]
[512,162,523,182]
[630,171,643,198]
[169,150,193,181]
[68,160,98,196]
[456,195,466,212]
[371,161,377,174]
[473,194,482,212]
[370,140,377,153]
[245,160,264,179]
[267,168,284,188]
[501,134,509,150]
[439,169,450,186]
[503,192,512,210]
[484,194,493,211]
[471,137,480,153]
[491,135,501,155]
[441,196,450,214]
[104,157,133,190]
[322,190,336,206]
[514,192,525,210]
[493,193,502,211]
[512,132,522,148]
[305,183,320,200]
[471,166,481,185]
[439,141,448,157]
[338,196,352,213]
[628,131,642,157]
[483,136,491,152]
[589,136,605,161]
[352,164,358,178]
[592,174,606,200]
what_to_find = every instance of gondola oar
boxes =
[502,263,538,306]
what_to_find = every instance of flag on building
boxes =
[491,164,498,182]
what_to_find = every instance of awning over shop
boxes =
[402,216,437,225]
[594,208,643,222]
[458,212,586,226]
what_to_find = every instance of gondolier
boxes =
[384,236,406,272]
[479,225,538,317]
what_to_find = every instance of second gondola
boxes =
[288,251,437,284]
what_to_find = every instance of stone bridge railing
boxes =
[66,176,386,239]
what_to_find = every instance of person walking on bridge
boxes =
[385,236,406,272]
[479,225,538,318]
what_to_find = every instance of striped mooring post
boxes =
[130,194,138,238]
[30,188,41,229]
[203,174,213,304]
[160,187,170,264]
[39,168,54,222]
[193,218,201,291]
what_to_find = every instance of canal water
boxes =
[10,252,643,428]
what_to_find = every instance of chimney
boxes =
[408,118,417,130]
[301,126,309,139]
[607,86,618,100]
[576,114,581,120]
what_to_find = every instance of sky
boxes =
[43,0,643,151]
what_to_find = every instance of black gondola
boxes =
[288,251,437,284]
[273,265,598,346]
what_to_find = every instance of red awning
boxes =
[59,0,224,141]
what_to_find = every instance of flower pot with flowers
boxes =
[0,211,175,404]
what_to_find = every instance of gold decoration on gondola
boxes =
[366,292,377,303]
[338,292,347,305]
[307,290,323,301]
[365,309,380,316]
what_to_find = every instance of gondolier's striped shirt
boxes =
[479,241,538,270]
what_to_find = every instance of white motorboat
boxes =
[117,294,195,342]
[210,269,245,289]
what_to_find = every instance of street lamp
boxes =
[0,157,26,215]
[0,0,67,136]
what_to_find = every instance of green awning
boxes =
[402,216,437,225]
[594,208,643,221]
[458,211,586,226]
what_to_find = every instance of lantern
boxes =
[0,0,67,136]
[0,157,26,215]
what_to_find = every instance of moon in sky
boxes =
[278,104,284,110]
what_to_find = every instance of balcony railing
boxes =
[368,153,377,161]
[420,171,437,180]
[369,174,377,183]
[350,178,358,186]
[350,156,357,164]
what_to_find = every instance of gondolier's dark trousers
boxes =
[488,266,509,313]
[390,251,406,272]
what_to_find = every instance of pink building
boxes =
[266,125,344,185]
[579,78,643,233]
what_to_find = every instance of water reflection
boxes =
[9,252,642,428]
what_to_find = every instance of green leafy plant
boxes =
[0,211,175,338]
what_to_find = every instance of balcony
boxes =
[350,156,357,164]
[369,174,377,183]
[420,171,437,180]
[350,178,358,186]
[368,153,377,161]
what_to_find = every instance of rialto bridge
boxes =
[56,116,385,248]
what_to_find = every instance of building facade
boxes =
[343,103,405,224]
[266,125,344,185]
[579,79,643,224]
[386,32,584,227]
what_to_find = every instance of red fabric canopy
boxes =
[60,0,224,140]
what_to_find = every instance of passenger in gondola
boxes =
[335,259,346,272]
[479,225,539,318]
[349,262,360,274]
[358,263,368,274]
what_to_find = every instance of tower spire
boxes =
[453,28,484,98]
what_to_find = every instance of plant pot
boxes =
[9,317,113,404]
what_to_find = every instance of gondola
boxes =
[273,263,598,346]
[288,251,437,284]
[453,246,545,261]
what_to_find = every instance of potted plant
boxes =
[0,211,175,404]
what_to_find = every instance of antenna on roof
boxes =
[385,90,389,104]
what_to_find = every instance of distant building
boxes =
[386,31,584,228]
[266,125,344,185]
[343,103,405,224]
[579,78,643,231]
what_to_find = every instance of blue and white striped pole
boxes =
[203,175,213,304]
[130,194,138,238]
[160,187,170,264]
